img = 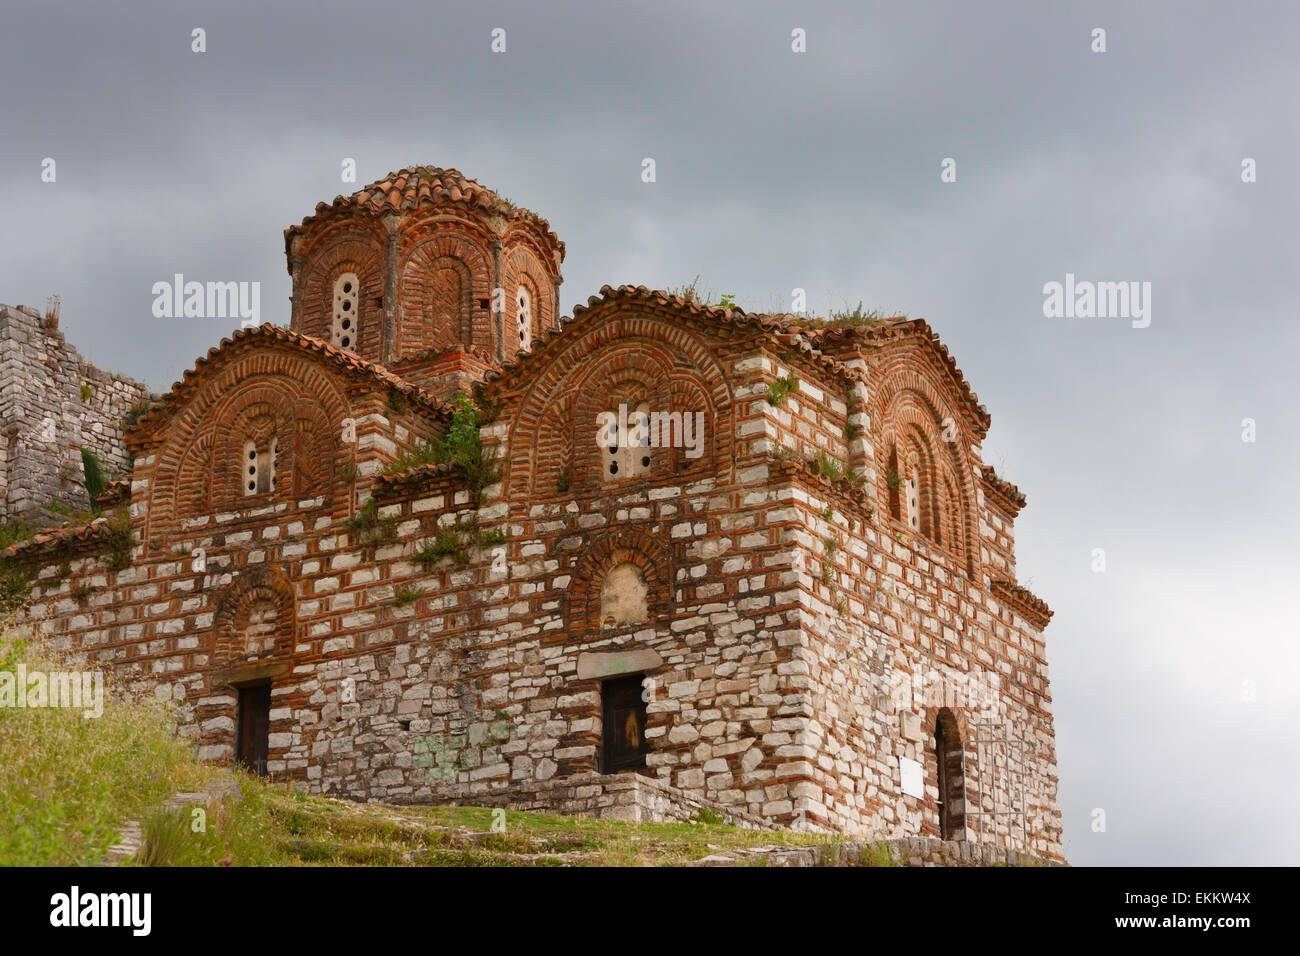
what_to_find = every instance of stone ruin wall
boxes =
[0,303,151,520]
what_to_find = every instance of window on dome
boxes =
[517,286,532,352]
[332,272,359,350]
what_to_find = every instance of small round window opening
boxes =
[332,272,360,350]
[517,286,532,352]
[601,401,652,482]
[242,437,277,496]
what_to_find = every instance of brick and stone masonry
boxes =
[1,165,1064,861]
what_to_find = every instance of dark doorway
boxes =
[934,708,965,840]
[601,674,648,773]
[236,682,271,776]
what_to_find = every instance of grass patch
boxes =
[784,302,906,330]
[1,628,889,868]
[393,584,423,607]
[0,628,212,865]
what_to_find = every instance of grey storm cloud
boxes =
[1,0,1297,864]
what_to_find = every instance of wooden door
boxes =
[601,675,647,773]
[236,683,271,776]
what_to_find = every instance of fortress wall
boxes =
[0,303,150,519]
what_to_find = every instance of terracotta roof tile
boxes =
[482,284,864,395]
[981,465,1027,514]
[2,517,112,562]
[285,166,565,267]
[95,479,130,509]
[374,461,463,497]
[990,579,1053,629]
[127,324,453,448]
[850,319,992,434]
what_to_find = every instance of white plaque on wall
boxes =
[899,756,924,798]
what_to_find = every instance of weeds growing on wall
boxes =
[810,450,843,482]
[101,507,133,571]
[766,373,800,407]
[81,448,107,505]
[412,515,505,569]
[345,499,399,551]
[384,394,500,503]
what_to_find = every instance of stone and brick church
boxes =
[2,166,1063,859]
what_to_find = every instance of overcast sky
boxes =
[3,0,1297,865]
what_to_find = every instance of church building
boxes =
[2,166,1062,859]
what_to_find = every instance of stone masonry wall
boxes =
[0,303,150,520]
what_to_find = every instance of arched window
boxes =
[600,561,649,628]
[601,401,652,482]
[242,436,277,496]
[516,286,532,352]
[887,446,903,520]
[904,452,922,532]
[891,439,938,543]
[332,272,360,350]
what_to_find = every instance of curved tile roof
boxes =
[1,517,112,563]
[981,464,1027,514]
[481,284,864,394]
[827,319,991,432]
[284,165,565,265]
[126,324,452,447]
[990,579,1053,629]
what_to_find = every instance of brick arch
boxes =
[921,702,970,742]
[210,565,297,669]
[508,312,737,500]
[665,371,718,477]
[300,232,385,361]
[565,526,674,638]
[174,430,215,522]
[502,245,553,354]
[570,346,674,490]
[876,375,979,575]
[145,352,353,544]
[210,386,295,506]
[508,269,540,359]
[398,226,494,357]
[501,224,558,291]
[532,395,574,497]
[289,397,337,497]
